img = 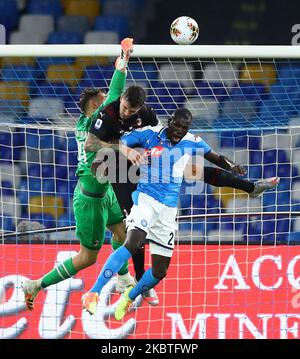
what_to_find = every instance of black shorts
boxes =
[111,181,137,216]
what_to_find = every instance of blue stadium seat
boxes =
[102,0,138,17]
[0,215,15,231]
[193,81,228,102]
[82,65,114,86]
[278,66,300,87]
[288,232,300,243]
[42,179,55,194]
[36,57,76,71]
[128,63,158,81]
[1,180,14,196]
[94,15,129,40]
[47,31,83,44]
[1,65,44,83]
[34,81,72,103]
[25,129,54,149]
[28,164,41,177]
[57,15,90,35]
[29,213,56,229]
[0,0,19,36]
[58,213,75,227]
[42,164,55,178]
[28,0,63,19]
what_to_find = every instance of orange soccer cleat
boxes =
[81,292,99,315]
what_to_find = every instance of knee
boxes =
[124,228,146,255]
[76,250,97,268]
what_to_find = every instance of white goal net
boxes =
[1,44,300,339]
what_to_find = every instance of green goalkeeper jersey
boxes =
[75,69,126,193]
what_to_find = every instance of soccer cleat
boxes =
[249,177,280,198]
[22,279,41,311]
[81,292,99,315]
[142,288,159,306]
[115,272,136,293]
[114,286,133,321]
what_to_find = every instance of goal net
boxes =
[1,44,300,339]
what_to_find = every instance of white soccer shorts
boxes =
[126,192,178,258]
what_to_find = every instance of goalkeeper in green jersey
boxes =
[22,38,138,312]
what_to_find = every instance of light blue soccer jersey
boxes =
[121,125,211,207]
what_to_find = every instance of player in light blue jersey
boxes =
[81,108,279,319]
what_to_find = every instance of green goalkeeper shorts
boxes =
[73,182,124,250]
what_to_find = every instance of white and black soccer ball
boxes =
[170,16,199,45]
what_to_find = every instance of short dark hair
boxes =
[122,86,146,108]
[169,108,192,124]
[79,87,104,114]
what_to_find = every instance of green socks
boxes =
[112,239,129,276]
[41,257,78,288]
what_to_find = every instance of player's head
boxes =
[120,85,146,120]
[167,108,192,144]
[79,87,106,116]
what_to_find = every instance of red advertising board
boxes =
[1,244,300,339]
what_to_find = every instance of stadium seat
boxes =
[206,229,244,243]
[226,197,262,213]
[74,56,110,71]
[292,148,300,174]
[288,117,300,148]
[193,81,228,102]
[278,66,300,87]
[0,215,15,231]
[0,0,19,35]
[29,212,56,229]
[292,182,300,202]
[27,0,63,19]
[0,194,21,219]
[84,30,119,44]
[47,31,83,44]
[57,213,75,227]
[65,0,100,24]
[0,163,21,188]
[128,63,158,81]
[1,65,44,83]
[46,64,83,88]
[222,98,257,120]
[29,195,65,218]
[213,186,247,208]
[57,15,90,34]
[184,98,219,125]
[18,15,54,44]
[34,81,72,102]
[158,63,195,90]
[10,31,47,45]
[102,0,137,17]
[240,63,277,87]
[0,81,29,111]
[94,15,129,41]
[202,63,239,87]
[1,57,36,67]
[28,97,65,120]
[36,57,76,71]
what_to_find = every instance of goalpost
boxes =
[1,44,300,339]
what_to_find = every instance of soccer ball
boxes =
[170,16,199,45]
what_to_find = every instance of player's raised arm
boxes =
[103,38,133,105]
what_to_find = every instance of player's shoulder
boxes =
[134,124,164,133]
[182,132,204,143]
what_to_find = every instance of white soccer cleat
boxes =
[249,176,280,198]
[115,272,136,293]
[22,279,41,311]
[142,287,159,306]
